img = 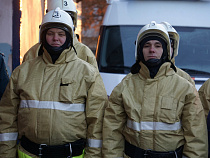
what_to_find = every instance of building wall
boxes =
[20,0,45,63]
[0,0,13,76]
[81,0,107,54]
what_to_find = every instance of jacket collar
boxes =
[139,61,175,79]
[42,47,78,64]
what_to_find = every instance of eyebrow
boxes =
[145,41,162,45]
[47,30,65,34]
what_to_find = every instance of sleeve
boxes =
[0,56,9,100]
[102,82,126,158]
[182,87,208,157]
[198,79,210,119]
[85,71,108,157]
[0,69,20,157]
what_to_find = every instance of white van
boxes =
[95,0,210,95]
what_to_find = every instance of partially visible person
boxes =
[23,0,98,69]
[199,78,210,157]
[161,21,195,86]
[199,78,210,119]
[102,21,208,158]
[0,52,9,100]
[207,110,210,158]
[0,7,107,157]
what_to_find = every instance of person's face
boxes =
[46,28,66,47]
[142,40,163,61]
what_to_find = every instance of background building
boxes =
[0,0,106,76]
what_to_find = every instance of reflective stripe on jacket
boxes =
[102,62,208,158]
[0,47,107,157]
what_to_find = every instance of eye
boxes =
[59,33,66,37]
[46,32,53,36]
[155,44,162,48]
[143,44,150,48]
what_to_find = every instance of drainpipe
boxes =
[12,0,21,70]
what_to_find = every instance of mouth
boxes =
[51,44,60,47]
[148,56,156,59]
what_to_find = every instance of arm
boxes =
[182,87,208,157]
[85,72,108,157]
[102,83,126,158]
[0,69,19,157]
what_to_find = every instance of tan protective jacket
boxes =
[22,35,98,69]
[171,59,195,86]
[102,62,207,158]
[199,78,210,119]
[0,47,107,158]
[176,67,195,86]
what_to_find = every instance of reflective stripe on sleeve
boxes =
[20,100,85,112]
[0,132,18,142]
[87,139,102,148]
[127,119,181,131]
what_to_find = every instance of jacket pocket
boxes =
[159,96,177,123]
[59,78,75,102]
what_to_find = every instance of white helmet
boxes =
[47,0,78,28]
[40,7,74,46]
[161,21,179,58]
[135,21,171,61]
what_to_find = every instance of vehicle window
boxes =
[99,26,141,74]
[175,26,210,76]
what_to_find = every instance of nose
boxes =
[149,45,155,52]
[53,34,59,41]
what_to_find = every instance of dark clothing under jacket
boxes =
[0,53,9,100]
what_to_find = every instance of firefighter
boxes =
[23,0,98,69]
[199,78,210,157]
[0,7,107,157]
[0,52,9,100]
[199,79,210,119]
[161,21,195,86]
[102,21,207,158]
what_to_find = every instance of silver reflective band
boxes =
[87,139,102,148]
[0,132,18,142]
[20,100,85,112]
[127,119,181,131]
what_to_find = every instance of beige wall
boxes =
[20,0,45,63]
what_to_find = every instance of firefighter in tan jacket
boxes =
[23,0,98,69]
[0,8,107,158]
[102,21,208,158]
[199,79,210,119]
[198,78,210,157]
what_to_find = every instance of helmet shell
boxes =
[161,21,180,58]
[40,7,74,45]
[135,21,171,61]
[47,0,77,28]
